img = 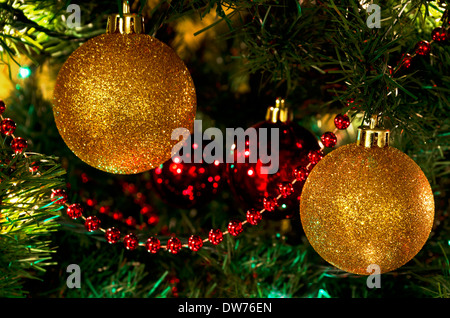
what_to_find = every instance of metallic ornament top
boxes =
[52,3,196,174]
[299,120,435,275]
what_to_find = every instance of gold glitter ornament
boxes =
[300,117,434,275]
[52,3,196,174]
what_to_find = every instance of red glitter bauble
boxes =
[246,209,262,225]
[51,189,68,205]
[85,216,101,232]
[123,233,139,250]
[208,229,223,245]
[334,114,350,130]
[415,41,431,56]
[10,137,27,154]
[105,227,121,244]
[167,237,182,254]
[66,203,83,219]
[228,220,243,237]
[431,27,447,42]
[150,134,224,209]
[188,235,203,251]
[226,118,320,219]
[145,237,161,253]
[1,118,16,136]
[321,132,337,148]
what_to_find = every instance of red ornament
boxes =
[431,27,447,42]
[84,216,101,232]
[188,235,203,251]
[400,53,413,69]
[321,132,337,148]
[227,117,320,220]
[308,149,324,165]
[0,100,5,114]
[10,137,27,154]
[150,134,224,209]
[415,41,431,56]
[1,118,16,136]
[123,233,139,250]
[145,237,161,253]
[294,166,309,182]
[66,203,83,219]
[334,114,350,130]
[208,229,223,245]
[105,227,121,244]
[263,196,278,212]
[228,220,243,237]
[51,189,68,205]
[246,209,262,225]
[278,182,294,198]
[167,237,182,254]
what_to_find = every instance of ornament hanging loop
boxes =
[107,0,145,34]
[357,114,390,148]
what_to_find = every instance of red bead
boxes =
[208,229,223,245]
[228,220,243,237]
[431,27,447,42]
[415,40,431,56]
[123,233,139,250]
[294,166,309,182]
[167,237,182,254]
[188,235,203,251]
[66,203,83,219]
[51,189,68,205]
[246,209,262,225]
[263,196,278,212]
[84,216,101,232]
[0,100,5,114]
[334,114,350,130]
[308,150,323,164]
[10,137,27,154]
[400,53,412,69]
[125,216,136,227]
[321,132,337,148]
[145,237,160,253]
[105,227,121,244]
[1,118,16,136]
[278,182,294,198]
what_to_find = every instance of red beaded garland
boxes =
[188,235,203,251]
[307,149,323,165]
[278,182,294,198]
[208,229,223,245]
[167,237,182,254]
[415,40,431,56]
[123,233,139,250]
[294,166,309,182]
[0,100,5,114]
[105,227,121,244]
[246,209,262,225]
[263,196,278,212]
[334,114,350,130]
[85,216,101,232]
[431,27,447,42]
[321,132,337,148]
[66,203,83,219]
[145,237,161,253]
[1,118,16,136]
[51,189,68,205]
[228,220,243,237]
[10,137,27,154]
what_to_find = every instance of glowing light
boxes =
[173,157,180,163]
[214,160,220,166]
[247,169,254,176]
[18,66,31,79]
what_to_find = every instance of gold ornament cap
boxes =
[265,98,293,123]
[107,1,144,34]
[356,115,390,148]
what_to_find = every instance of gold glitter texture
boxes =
[300,143,435,275]
[53,33,196,174]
